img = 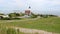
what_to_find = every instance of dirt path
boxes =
[6,26,58,34]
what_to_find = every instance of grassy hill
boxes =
[0,17,60,33]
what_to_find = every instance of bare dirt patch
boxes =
[6,26,58,34]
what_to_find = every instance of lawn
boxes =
[0,17,60,33]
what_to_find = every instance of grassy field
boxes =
[0,17,60,33]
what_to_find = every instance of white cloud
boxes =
[52,1,60,5]
[0,0,60,10]
[0,0,4,3]
[12,0,26,7]
[0,0,60,15]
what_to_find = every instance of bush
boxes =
[0,17,11,20]
[12,18,21,20]
[42,15,48,18]
[31,13,38,18]
[7,28,16,34]
[39,15,48,18]
[0,17,21,20]
[31,15,37,18]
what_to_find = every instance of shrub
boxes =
[7,28,16,34]
[31,15,37,18]
[31,13,38,18]
[1,18,11,20]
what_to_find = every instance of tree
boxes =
[0,13,4,15]
[8,12,20,18]
[31,12,37,18]
[8,13,16,18]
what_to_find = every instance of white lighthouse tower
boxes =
[24,6,31,18]
[25,6,31,15]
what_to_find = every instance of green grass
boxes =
[0,27,25,34]
[0,17,60,33]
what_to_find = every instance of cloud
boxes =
[0,0,60,11]
[12,0,26,7]
[0,0,60,15]
[0,0,4,3]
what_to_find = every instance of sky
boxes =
[0,0,60,16]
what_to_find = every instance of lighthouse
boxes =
[25,6,31,16]
[24,6,31,18]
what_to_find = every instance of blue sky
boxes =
[0,0,60,16]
